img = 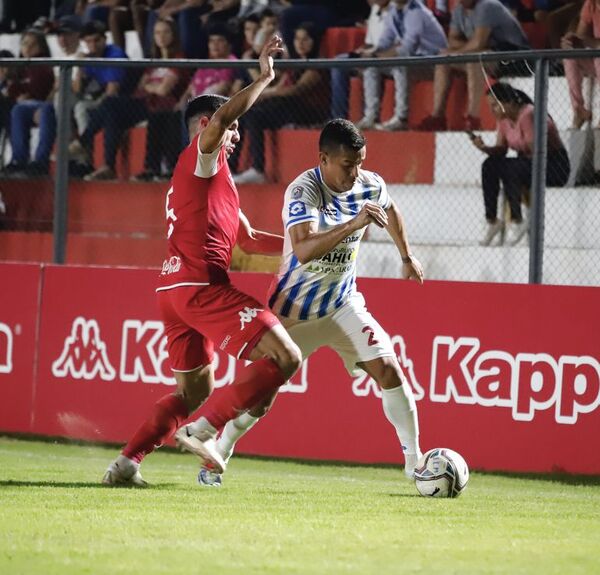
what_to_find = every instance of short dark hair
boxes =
[80,20,106,38]
[184,94,229,127]
[319,119,366,154]
[486,82,533,106]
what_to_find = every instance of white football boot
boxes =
[102,457,148,487]
[174,425,227,474]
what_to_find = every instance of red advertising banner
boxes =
[0,263,41,433]
[5,263,600,474]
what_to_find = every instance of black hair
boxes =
[80,20,107,38]
[290,21,321,59]
[260,8,277,21]
[486,82,533,106]
[0,49,14,59]
[207,22,232,43]
[244,13,261,25]
[21,28,51,58]
[184,94,229,127]
[319,119,366,154]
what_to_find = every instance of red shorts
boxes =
[157,284,280,372]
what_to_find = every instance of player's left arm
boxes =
[385,201,424,284]
[237,209,284,256]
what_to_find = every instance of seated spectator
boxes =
[418,0,530,132]
[69,20,131,178]
[470,83,570,246]
[357,0,447,131]
[181,25,238,101]
[540,0,582,49]
[0,50,15,167]
[71,20,128,138]
[79,16,188,181]
[146,0,211,58]
[107,1,166,53]
[561,0,600,128]
[234,22,329,184]
[131,17,190,181]
[330,0,393,122]
[279,1,337,50]
[2,30,55,177]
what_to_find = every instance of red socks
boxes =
[202,358,285,430]
[122,394,189,464]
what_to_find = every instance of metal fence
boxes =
[0,49,598,286]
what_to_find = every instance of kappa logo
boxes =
[52,317,116,381]
[239,307,262,331]
[289,201,307,217]
[0,322,13,375]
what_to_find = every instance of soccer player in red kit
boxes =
[102,35,302,486]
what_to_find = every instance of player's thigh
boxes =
[171,284,281,361]
[330,293,395,375]
[279,315,338,360]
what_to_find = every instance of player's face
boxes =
[320,146,366,193]
[223,120,240,157]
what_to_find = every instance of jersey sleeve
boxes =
[374,173,392,210]
[193,135,223,178]
[283,179,321,230]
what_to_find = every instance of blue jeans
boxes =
[330,53,355,119]
[10,100,56,166]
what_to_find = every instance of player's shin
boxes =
[121,394,189,463]
[380,383,421,474]
[201,358,285,430]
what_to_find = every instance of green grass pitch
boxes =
[0,437,599,575]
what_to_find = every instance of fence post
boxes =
[529,57,549,284]
[53,65,72,264]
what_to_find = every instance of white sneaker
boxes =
[506,220,528,246]
[198,466,223,487]
[174,425,227,474]
[232,167,266,185]
[479,220,504,246]
[375,117,408,131]
[102,460,148,487]
[355,117,377,130]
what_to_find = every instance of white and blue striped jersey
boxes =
[268,166,391,321]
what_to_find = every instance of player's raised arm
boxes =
[199,35,283,154]
[384,200,424,284]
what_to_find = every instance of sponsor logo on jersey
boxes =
[289,201,307,217]
[319,205,338,218]
[161,256,181,275]
[0,322,13,375]
[239,307,263,331]
[292,186,304,199]
[52,317,116,381]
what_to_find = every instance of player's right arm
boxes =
[198,35,283,154]
[290,203,388,264]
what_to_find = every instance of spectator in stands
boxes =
[69,20,131,178]
[131,17,190,181]
[330,0,393,121]
[417,0,530,132]
[182,24,238,101]
[561,0,600,128]
[234,22,329,184]
[146,0,211,57]
[0,50,15,166]
[357,0,447,131]
[237,0,288,19]
[56,15,84,57]
[0,0,51,32]
[470,83,569,246]
[2,29,55,177]
[71,20,128,137]
[542,0,582,49]
[105,1,165,54]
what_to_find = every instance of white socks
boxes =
[215,412,260,463]
[187,416,218,439]
[381,383,421,460]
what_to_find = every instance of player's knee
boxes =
[378,363,404,390]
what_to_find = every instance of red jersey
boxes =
[157,135,239,291]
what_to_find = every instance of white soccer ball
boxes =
[414,448,469,498]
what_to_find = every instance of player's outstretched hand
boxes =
[353,201,388,230]
[259,35,284,83]
[402,256,424,284]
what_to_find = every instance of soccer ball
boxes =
[414,448,469,498]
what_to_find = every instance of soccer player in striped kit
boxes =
[182,118,425,486]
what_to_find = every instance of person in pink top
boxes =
[185,25,238,99]
[469,83,570,246]
[561,0,600,128]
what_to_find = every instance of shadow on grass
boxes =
[0,480,178,489]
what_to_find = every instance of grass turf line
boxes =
[0,437,599,575]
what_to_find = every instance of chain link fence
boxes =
[0,50,598,285]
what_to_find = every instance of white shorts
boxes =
[280,292,394,375]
